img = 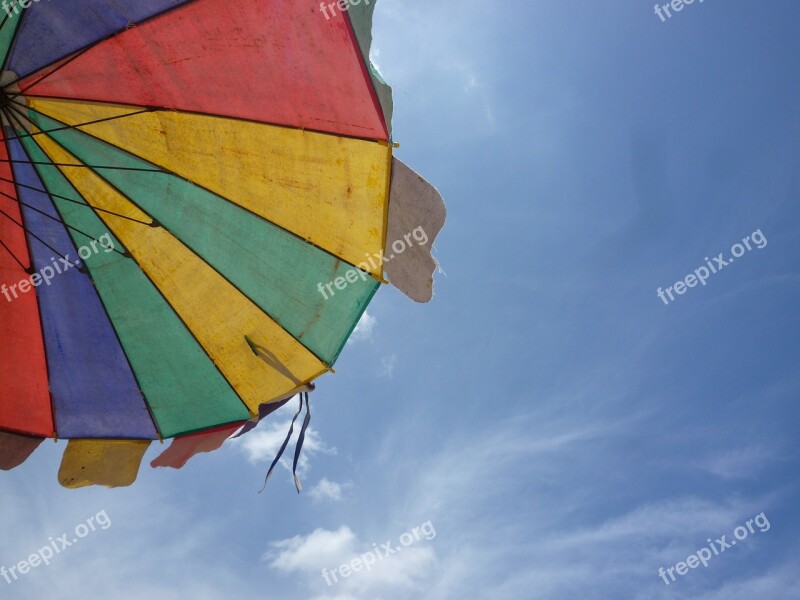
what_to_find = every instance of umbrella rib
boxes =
[4,103,160,173]
[2,106,138,259]
[0,13,11,37]
[0,107,155,143]
[2,0,206,92]
[0,236,28,271]
[23,92,390,144]
[0,205,82,270]
[0,176,154,226]
[0,157,162,173]
[0,187,131,258]
[1,106,98,267]
[9,48,89,98]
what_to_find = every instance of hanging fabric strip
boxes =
[292,392,312,494]
[258,392,313,494]
[259,394,303,493]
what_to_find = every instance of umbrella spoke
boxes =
[0,236,28,271]
[0,103,153,144]
[0,174,154,226]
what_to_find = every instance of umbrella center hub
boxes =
[0,71,28,129]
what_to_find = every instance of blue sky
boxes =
[3,1,800,598]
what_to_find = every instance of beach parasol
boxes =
[0,0,445,488]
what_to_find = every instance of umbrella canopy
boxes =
[0,0,445,487]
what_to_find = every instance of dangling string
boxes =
[292,392,312,494]
[258,392,313,494]
[259,394,303,494]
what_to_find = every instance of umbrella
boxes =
[0,0,445,488]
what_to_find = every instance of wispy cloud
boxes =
[309,478,346,503]
[266,525,437,598]
[267,526,357,573]
[351,311,377,342]
[362,404,794,600]
[695,445,776,480]
[379,354,397,378]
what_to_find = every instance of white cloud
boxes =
[338,545,435,594]
[267,526,357,573]
[309,478,345,502]
[351,311,377,342]
[379,354,397,378]
[267,525,437,597]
